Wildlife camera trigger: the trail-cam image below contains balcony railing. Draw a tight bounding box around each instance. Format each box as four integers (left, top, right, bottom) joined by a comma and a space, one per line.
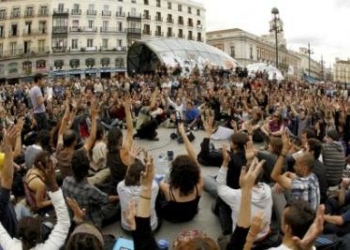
116, 11, 126, 17
24, 10, 34, 18
155, 16, 163, 22
127, 12, 142, 19
52, 26, 68, 34
86, 10, 97, 16
52, 47, 67, 53
102, 10, 111, 16
70, 26, 98, 32
21, 47, 50, 57
127, 28, 141, 34
0, 49, 24, 59
8, 32, 19, 37
100, 27, 125, 33
167, 18, 174, 24
143, 14, 151, 20
166, 32, 175, 37
155, 31, 163, 37
71, 9, 82, 15
38, 10, 49, 16
10, 12, 21, 19
23, 28, 47, 36
0, 13, 6, 20
143, 30, 152, 35
53, 9, 69, 15
100, 46, 126, 52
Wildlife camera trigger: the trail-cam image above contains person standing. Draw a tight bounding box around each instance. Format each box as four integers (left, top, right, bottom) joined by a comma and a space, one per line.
30, 73, 48, 130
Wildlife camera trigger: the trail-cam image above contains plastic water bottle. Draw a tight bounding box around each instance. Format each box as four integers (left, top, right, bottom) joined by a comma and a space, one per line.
157, 239, 169, 250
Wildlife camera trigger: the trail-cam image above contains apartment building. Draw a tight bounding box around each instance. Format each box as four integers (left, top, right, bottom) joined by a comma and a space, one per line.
0, 0, 205, 83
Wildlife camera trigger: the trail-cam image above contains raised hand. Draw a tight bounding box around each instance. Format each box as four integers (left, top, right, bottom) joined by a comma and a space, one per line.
3, 125, 19, 149
90, 98, 99, 118
245, 140, 255, 162
239, 158, 266, 189
123, 199, 137, 231
44, 156, 58, 192
249, 211, 267, 239
203, 117, 215, 135
222, 144, 231, 166
129, 142, 141, 162
281, 130, 291, 152
66, 197, 86, 223
140, 156, 155, 187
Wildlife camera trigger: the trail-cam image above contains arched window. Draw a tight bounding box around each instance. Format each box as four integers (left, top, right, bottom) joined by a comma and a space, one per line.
115, 58, 125, 68
36, 60, 46, 69
70, 59, 80, 69
8, 62, 18, 74
85, 58, 95, 68
54, 60, 64, 69
101, 58, 110, 67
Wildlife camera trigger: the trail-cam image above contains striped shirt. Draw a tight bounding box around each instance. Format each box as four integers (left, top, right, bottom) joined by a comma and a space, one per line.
322, 142, 346, 187
291, 173, 320, 211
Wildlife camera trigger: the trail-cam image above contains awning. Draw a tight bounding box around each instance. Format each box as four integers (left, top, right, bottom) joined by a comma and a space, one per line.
303, 74, 319, 84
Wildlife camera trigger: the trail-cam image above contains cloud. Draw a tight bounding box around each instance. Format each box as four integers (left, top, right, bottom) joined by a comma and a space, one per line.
335, 0, 350, 8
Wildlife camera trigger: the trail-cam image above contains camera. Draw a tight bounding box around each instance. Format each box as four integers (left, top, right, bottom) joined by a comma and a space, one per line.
175, 111, 182, 125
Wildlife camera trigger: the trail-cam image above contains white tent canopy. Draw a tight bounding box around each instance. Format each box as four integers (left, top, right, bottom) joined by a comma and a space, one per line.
247, 63, 284, 81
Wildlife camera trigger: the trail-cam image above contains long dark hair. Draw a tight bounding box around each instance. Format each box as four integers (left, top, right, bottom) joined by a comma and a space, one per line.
107, 127, 123, 151
17, 217, 42, 250
125, 160, 145, 186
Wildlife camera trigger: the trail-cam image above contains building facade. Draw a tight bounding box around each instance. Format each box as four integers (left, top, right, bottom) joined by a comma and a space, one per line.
294, 48, 323, 80
334, 59, 350, 84
0, 0, 205, 83
206, 28, 301, 78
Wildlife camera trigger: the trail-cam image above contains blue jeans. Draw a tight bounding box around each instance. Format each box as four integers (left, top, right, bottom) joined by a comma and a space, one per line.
203, 175, 218, 199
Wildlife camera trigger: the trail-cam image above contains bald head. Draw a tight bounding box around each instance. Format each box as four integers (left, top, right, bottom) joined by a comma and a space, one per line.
296, 153, 315, 171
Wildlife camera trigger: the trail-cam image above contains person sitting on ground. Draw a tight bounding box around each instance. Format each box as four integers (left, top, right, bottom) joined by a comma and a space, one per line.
184, 100, 200, 130
118, 148, 160, 232
125, 155, 219, 250
25, 130, 51, 169
158, 123, 203, 223
90, 124, 107, 172
0, 144, 71, 250
62, 148, 119, 229
24, 151, 55, 213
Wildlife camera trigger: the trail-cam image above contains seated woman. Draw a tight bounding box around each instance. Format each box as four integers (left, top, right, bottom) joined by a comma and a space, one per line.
24, 151, 54, 214
158, 123, 203, 223
118, 159, 159, 232
261, 112, 285, 138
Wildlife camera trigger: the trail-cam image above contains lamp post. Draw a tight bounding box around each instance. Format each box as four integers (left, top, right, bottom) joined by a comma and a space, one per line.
270, 7, 283, 69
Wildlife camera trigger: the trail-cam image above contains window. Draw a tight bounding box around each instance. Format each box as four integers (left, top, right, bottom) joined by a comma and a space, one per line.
72, 39, 78, 49
168, 2, 172, 9
178, 29, 183, 38
156, 0, 161, 7
131, 0, 136, 3
22, 61, 32, 73
73, 4, 79, 10
188, 30, 193, 40
0, 26, 4, 37
197, 32, 202, 41
26, 6, 34, 17
117, 22, 123, 31
167, 14, 173, 23
0, 44, 3, 56
88, 4, 94, 10
24, 21, 32, 35
39, 6, 48, 16
167, 27, 172, 37
188, 7, 192, 14
197, 9, 200, 16
117, 39, 123, 47
178, 4, 182, 11
115, 58, 125, 68
38, 40, 45, 52
8, 62, 18, 74
54, 60, 64, 70
230, 45, 235, 58
250, 45, 253, 59
88, 20, 93, 29
156, 26, 161, 36
156, 12, 161, 21
178, 16, 183, 25
11, 24, 18, 36
144, 0, 149, 5
101, 58, 110, 67
188, 18, 193, 27
103, 5, 109, 11
85, 58, 95, 68
103, 20, 108, 30
87, 39, 93, 48
102, 39, 108, 48
70, 59, 80, 68
58, 4, 64, 12
12, 7, 20, 18
0, 9, 6, 19
24, 41, 31, 54
36, 60, 46, 69
39, 21, 47, 33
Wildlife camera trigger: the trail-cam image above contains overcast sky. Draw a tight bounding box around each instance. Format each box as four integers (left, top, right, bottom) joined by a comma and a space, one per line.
201, 0, 350, 67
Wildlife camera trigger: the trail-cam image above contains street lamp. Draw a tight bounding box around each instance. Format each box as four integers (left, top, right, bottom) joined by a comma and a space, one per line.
307, 43, 314, 77
270, 7, 283, 69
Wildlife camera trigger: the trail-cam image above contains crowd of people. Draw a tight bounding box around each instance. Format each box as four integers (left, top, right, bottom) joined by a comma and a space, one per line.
0, 70, 349, 250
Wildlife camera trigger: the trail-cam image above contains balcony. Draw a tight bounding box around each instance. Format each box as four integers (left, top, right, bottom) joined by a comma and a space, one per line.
102, 10, 111, 17
8, 32, 19, 38
86, 10, 97, 16
53, 9, 69, 15
143, 14, 151, 20
166, 18, 174, 24
22, 47, 50, 57
24, 11, 34, 18
23, 28, 48, 36
127, 28, 141, 34
38, 10, 49, 17
0, 49, 24, 59
52, 26, 68, 34
155, 16, 163, 22
80, 47, 98, 52
127, 12, 142, 20
116, 12, 126, 18
155, 31, 163, 37
0, 13, 6, 20
143, 30, 152, 35
178, 20, 184, 26
100, 46, 126, 52
10, 12, 21, 19
70, 26, 98, 33
52, 47, 67, 53
71, 9, 82, 15
166, 32, 175, 38
100, 27, 126, 33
